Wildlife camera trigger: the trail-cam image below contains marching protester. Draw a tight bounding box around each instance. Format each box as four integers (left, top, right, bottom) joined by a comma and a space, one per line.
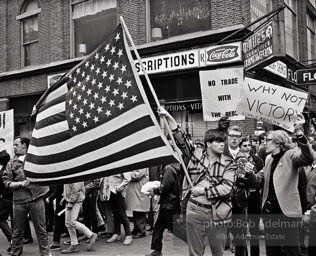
145, 162, 182, 256
106, 173, 133, 246
158, 107, 236, 256
126, 168, 150, 239
2, 137, 51, 256
61, 181, 97, 254
243, 114, 313, 256
0, 150, 12, 253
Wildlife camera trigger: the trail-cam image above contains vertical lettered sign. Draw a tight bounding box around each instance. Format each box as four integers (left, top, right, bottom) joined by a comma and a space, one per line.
199, 67, 245, 121
0, 109, 14, 157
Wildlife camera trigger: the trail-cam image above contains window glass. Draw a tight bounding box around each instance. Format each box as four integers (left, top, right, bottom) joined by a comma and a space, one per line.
72, 0, 117, 57
21, 0, 39, 66
150, 0, 211, 41
307, 11, 316, 64
284, 0, 298, 59
250, 0, 272, 30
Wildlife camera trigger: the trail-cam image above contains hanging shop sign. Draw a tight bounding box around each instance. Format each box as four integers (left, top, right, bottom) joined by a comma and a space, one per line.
297, 68, 316, 85
264, 61, 287, 79
134, 42, 242, 75
243, 19, 285, 71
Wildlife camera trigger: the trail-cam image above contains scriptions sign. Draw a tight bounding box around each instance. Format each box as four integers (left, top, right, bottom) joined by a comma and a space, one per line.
199, 67, 245, 121
236, 78, 308, 132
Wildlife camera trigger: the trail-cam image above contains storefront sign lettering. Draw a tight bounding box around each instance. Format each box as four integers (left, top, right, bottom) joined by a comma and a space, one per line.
205, 43, 241, 64
297, 68, 316, 85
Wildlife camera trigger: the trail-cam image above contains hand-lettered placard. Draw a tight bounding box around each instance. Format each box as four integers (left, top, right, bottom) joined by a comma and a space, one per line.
199, 68, 245, 121
0, 109, 14, 157
236, 78, 308, 132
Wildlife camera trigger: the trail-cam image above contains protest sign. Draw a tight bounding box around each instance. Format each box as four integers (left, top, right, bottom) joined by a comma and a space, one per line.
0, 109, 14, 157
199, 67, 245, 121
236, 77, 308, 132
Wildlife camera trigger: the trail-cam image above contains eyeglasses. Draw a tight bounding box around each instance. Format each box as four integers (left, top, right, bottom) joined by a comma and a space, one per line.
266, 138, 273, 143
228, 134, 242, 139
242, 144, 251, 147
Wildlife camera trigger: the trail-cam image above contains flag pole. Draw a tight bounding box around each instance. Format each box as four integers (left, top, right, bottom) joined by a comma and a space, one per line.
119, 16, 193, 187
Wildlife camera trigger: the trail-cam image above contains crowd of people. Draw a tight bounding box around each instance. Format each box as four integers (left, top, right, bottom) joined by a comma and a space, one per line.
0, 108, 316, 256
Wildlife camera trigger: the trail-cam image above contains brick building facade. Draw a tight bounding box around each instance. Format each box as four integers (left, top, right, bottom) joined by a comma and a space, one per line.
0, 0, 315, 139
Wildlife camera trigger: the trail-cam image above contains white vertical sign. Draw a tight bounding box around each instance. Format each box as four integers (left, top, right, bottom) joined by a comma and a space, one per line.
199, 67, 245, 121
0, 109, 14, 157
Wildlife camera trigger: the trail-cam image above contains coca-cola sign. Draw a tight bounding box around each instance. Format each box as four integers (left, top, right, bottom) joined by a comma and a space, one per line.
205, 42, 242, 65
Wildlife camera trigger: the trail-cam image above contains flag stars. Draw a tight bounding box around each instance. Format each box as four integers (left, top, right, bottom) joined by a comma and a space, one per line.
93, 116, 99, 123
83, 99, 88, 105
69, 112, 74, 119
113, 62, 119, 70
101, 96, 107, 103
72, 125, 77, 132
81, 71, 86, 78
109, 100, 115, 107
96, 68, 100, 75
104, 44, 110, 51
73, 77, 77, 83
118, 103, 124, 110
110, 46, 116, 55
73, 104, 78, 110
85, 112, 91, 119
94, 53, 99, 60
121, 65, 126, 73
90, 64, 95, 71
121, 92, 128, 99
89, 102, 95, 110
77, 81, 82, 87
78, 108, 84, 115
102, 71, 107, 78
87, 89, 92, 95
77, 94, 82, 101
131, 95, 137, 102
81, 85, 86, 92
106, 59, 112, 67
125, 80, 132, 88
82, 121, 88, 128
97, 106, 103, 113
69, 99, 73, 105
85, 75, 91, 82
109, 74, 115, 82
112, 89, 119, 96
117, 49, 123, 58
116, 77, 123, 85
76, 68, 81, 74
97, 82, 103, 89
100, 56, 105, 63
105, 110, 111, 117
115, 33, 120, 41
93, 92, 99, 100
91, 79, 96, 86
85, 61, 89, 68
105, 86, 111, 93
72, 90, 77, 97
75, 117, 80, 124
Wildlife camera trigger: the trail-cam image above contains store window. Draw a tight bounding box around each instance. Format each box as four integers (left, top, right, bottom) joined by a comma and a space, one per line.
150, 0, 211, 41
72, 0, 117, 57
284, 0, 298, 59
17, 0, 40, 67
307, 11, 316, 64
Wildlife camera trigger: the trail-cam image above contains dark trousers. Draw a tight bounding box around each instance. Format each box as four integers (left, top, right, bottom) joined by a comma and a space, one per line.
263, 214, 301, 256
308, 225, 316, 256
24, 219, 32, 240
231, 205, 248, 256
151, 208, 175, 253
83, 193, 98, 233
45, 199, 54, 232
132, 211, 147, 235
248, 192, 261, 256
53, 197, 66, 243
109, 192, 131, 236
0, 198, 13, 242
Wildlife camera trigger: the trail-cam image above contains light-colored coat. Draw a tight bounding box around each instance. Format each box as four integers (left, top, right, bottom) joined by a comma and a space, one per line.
306, 165, 316, 209
125, 168, 150, 212
259, 140, 314, 217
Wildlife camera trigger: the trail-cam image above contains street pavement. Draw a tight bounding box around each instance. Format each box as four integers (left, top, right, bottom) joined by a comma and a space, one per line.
0, 220, 269, 256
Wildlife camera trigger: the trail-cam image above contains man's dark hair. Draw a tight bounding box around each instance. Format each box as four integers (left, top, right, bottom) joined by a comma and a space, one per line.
15, 136, 30, 149
258, 132, 266, 144
0, 138, 5, 143
204, 129, 226, 147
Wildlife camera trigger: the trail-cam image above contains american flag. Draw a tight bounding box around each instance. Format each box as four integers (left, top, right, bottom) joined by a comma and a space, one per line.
24, 24, 178, 184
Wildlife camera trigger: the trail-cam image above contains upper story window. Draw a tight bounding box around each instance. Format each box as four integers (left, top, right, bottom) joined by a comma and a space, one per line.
250, 0, 272, 30
150, 0, 211, 41
307, 11, 316, 64
17, 0, 41, 67
284, 0, 298, 59
71, 0, 117, 57
309, 0, 316, 9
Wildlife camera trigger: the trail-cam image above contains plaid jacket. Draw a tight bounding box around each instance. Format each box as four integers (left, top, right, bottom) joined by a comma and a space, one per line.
173, 128, 236, 224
